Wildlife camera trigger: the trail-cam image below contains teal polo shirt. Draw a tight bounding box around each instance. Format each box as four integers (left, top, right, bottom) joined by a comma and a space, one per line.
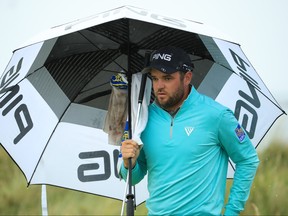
120, 87, 259, 215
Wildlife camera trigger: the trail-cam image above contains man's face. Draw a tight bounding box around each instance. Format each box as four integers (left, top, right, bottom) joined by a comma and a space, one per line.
150, 69, 187, 111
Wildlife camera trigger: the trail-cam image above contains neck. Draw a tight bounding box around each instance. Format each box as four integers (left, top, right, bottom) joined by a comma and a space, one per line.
167, 107, 180, 117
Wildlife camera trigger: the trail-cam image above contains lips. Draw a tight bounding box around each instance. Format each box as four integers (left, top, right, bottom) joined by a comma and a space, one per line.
156, 92, 167, 101
157, 92, 166, 97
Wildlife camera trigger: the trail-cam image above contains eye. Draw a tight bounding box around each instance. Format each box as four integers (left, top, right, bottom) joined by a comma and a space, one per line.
164, 76, 172, 81
151, 77, 158, 81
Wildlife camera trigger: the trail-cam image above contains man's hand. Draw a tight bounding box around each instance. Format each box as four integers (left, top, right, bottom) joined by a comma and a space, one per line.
121, 139, 140, 168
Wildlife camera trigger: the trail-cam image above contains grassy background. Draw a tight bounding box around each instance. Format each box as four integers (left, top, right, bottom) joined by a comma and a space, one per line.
0, 143, 287, 215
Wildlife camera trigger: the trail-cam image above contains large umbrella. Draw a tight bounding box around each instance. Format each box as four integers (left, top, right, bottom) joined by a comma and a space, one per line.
0, 5, 285, 212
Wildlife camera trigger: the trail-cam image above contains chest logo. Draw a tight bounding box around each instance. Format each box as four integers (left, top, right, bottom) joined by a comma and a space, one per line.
185, 127, 194, 136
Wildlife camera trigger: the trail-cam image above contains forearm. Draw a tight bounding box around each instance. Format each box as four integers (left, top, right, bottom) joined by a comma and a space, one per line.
225, 157, 259, 215
120, 162, 146, 185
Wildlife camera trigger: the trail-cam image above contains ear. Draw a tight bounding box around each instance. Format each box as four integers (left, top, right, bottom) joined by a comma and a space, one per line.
184, 71, 193, 85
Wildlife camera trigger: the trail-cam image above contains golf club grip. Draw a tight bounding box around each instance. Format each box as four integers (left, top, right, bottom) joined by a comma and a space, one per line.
138, 73, 148, 104
138, 52, 151, 104
144, 51, 151, 68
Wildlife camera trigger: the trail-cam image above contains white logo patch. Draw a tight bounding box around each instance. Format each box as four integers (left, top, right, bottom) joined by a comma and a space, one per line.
152, 53, 172, 61
185, 127, 194, 136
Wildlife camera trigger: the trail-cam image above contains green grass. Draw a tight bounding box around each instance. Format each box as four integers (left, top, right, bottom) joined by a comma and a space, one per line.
0, 143, 287, 215
240, 143, 288, 216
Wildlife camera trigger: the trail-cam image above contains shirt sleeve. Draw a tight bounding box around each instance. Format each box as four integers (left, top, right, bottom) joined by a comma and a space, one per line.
119, 148, 147, 185
218, 109, 260, 215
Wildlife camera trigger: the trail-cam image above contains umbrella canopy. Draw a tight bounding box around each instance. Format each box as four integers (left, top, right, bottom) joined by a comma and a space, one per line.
0, 5, 285, 205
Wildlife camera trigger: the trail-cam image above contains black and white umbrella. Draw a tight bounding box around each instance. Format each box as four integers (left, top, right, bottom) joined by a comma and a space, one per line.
0, 5, 285, 211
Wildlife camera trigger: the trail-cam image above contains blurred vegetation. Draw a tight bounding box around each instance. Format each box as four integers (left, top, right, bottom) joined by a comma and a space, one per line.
241, 142, 288, 216
0, 143, 287, 215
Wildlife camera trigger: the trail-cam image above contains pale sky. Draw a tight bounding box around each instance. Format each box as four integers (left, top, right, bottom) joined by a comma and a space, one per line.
0, 0, 287, 146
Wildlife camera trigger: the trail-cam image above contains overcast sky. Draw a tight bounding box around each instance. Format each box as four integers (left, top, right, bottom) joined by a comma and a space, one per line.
0, 0, 287, 145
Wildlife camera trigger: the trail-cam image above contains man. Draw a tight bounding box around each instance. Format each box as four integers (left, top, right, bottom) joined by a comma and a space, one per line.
120, 46, 259, 215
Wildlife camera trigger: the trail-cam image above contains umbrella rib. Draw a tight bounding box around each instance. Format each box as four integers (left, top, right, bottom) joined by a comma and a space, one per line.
254, 112, 286, 149
87, 19, 128, 47
217, 63, 287, 112
78, 31, 128, 73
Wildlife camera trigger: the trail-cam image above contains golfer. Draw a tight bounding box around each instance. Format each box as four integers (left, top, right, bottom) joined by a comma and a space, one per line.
120, 46, 259, 215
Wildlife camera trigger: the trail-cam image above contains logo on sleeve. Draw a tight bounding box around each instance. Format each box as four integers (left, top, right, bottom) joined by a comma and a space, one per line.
235, 124, 245, 142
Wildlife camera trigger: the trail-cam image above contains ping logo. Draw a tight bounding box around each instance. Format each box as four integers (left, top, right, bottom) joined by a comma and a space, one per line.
185, 127, 194, 136
0, 57, 34, 144
152, 53, 172, 61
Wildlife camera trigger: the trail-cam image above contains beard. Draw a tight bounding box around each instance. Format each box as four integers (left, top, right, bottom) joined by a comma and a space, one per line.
155, 83, 185, 111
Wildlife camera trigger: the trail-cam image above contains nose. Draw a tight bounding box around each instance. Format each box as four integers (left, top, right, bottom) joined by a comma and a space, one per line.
154, 79, 165, 90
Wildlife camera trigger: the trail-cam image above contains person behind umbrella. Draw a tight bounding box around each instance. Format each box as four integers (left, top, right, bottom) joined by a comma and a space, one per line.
120, 46, 259, 216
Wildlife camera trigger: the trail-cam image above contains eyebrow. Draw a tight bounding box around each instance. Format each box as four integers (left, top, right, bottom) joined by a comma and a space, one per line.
163, 74, 173, 78
150, 74, 173, 78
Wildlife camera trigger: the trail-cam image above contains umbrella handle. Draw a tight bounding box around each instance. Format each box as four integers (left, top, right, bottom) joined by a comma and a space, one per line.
126, 52, 151, 216
126, 158, 135, 215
